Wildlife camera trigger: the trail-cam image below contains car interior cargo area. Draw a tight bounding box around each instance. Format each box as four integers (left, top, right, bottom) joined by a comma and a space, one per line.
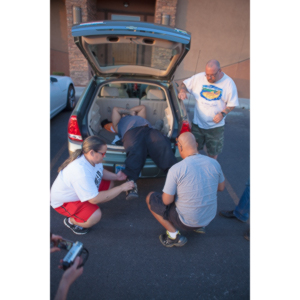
87, 81, 174, 148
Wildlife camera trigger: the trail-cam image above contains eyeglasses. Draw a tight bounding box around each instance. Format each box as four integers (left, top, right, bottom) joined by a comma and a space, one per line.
205, 69, 219, 78
96, 150, 106, 156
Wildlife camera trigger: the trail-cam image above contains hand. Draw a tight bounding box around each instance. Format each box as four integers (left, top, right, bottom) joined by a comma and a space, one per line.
178, 90, 187, 100
60, 256, 84, 288
121, 180, 135, 192
213, 112, 224, 123
51, 234, 63, 253
130, 110, 137, 116
115, 171, 127, 181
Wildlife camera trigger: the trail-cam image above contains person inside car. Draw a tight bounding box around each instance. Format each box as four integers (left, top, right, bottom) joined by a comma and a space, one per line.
111, 105, 177, 200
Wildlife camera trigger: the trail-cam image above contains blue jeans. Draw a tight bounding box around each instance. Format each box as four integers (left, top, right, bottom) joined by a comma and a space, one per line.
233, 178, 250, 222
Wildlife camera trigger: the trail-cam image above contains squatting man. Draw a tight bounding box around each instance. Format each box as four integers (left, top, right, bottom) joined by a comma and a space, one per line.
146, 132, 225, 247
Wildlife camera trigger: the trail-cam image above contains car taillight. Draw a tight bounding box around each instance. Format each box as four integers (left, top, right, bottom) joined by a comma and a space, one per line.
68, 115, 83, 142
179, 120, 191, 135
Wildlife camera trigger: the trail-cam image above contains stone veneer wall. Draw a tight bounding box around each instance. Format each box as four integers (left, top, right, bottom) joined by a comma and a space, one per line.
154, 0, 177, 26
65, 0, 97, 86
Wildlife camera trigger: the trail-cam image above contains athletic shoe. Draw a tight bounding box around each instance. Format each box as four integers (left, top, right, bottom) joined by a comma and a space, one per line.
126, 181, 138, 200
194, 227, 206, 234
219, 210, 246, 222
63, 218, 89, 235
159, 231, 187, 248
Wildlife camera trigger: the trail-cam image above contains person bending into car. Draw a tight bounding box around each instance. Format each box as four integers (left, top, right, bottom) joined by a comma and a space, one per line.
111, 105, 177, 200
50, 136, 134, 235
146, 132, 225, 247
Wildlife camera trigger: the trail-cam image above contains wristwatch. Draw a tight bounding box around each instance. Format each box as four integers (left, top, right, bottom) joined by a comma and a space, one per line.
221, 112, 227, 118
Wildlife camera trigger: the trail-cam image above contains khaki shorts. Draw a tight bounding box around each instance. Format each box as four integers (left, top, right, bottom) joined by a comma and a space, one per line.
191, 123, 225, 156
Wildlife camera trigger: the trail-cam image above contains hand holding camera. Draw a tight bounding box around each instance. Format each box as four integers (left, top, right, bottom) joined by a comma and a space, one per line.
50, 233, 89, 270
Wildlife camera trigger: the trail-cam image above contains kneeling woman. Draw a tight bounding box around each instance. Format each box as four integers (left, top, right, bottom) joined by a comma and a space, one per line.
50, 136, 134, 235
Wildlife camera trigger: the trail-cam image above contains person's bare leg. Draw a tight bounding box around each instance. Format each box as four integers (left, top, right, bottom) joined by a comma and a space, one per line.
146, 192, 177, 232
70, 208, 102, 228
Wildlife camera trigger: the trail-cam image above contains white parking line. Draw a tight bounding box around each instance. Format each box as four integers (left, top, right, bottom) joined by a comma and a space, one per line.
225, 177, 240, 205
50, 142, 68, 171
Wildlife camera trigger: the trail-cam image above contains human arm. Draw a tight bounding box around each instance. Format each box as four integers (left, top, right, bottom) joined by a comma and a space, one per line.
130, 105, 146, 118
88, 180, 135, 204
54, 256, 83, 300
102, 169, 127, 181
162, 192, 175, 205
213, 106, 235, 123
178, 83, 189, 100
218, 180, 225, 191
213, 80, 238, 123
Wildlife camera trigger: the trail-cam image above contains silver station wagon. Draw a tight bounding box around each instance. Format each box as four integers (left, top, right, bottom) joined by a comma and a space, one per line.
68, 20, 192, 177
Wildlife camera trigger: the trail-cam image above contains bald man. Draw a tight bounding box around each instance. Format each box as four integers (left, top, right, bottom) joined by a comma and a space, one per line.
146, 132, 225, 247
178, 59, 239, 159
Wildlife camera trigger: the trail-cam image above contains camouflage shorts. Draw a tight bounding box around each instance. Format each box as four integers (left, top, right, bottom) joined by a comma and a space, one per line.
191, 123, 225, 156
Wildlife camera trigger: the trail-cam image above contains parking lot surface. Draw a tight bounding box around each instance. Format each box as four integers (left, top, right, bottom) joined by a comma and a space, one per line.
50, 107, 250, 300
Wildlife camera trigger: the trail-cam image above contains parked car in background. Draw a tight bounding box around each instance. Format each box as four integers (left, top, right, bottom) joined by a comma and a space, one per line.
50, 75, 76, 119
67, 20, 192, 177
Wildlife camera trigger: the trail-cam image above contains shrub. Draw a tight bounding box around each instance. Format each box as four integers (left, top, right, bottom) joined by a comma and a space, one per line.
52, 71, 65, 76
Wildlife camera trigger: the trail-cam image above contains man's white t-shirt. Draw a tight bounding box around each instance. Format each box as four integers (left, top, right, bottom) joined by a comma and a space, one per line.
50, 155, 104, 208
183, 72, 239, 129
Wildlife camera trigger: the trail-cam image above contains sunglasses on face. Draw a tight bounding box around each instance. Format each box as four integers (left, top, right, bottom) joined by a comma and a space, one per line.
96, 150, 106, 156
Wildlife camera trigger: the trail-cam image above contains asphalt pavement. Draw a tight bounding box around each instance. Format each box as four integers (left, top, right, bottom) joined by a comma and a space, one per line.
50, 101, 250, 300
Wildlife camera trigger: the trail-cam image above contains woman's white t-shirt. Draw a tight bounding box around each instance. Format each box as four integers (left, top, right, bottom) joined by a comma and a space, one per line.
50, 155, 103, 208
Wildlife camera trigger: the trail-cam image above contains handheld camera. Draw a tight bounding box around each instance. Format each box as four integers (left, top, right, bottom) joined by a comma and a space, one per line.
51, 235, 89, 270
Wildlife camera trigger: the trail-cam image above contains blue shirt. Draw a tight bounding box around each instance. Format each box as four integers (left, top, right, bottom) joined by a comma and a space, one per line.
118, 115, 152, 139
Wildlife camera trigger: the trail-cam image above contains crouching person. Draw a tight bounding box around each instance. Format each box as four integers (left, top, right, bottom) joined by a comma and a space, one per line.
146, 132, 225, 247
50, 136, 134, 235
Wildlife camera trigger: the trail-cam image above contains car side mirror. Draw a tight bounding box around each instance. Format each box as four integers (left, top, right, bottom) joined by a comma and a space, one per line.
50, 77, 58, 83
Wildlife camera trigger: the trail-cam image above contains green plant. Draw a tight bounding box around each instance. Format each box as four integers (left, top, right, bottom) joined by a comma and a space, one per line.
52, 71, 65, 76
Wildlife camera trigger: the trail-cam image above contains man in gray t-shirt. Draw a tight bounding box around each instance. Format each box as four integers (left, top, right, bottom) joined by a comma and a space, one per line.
146, 132, 225, 248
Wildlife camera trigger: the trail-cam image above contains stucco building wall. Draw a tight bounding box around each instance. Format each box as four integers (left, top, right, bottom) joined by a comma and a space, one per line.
50, 0, 70, 76
174, 0, 250, 98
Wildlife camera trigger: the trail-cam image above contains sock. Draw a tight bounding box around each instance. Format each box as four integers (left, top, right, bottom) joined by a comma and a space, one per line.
68, 218, 73, 225
167, 230, 178, 239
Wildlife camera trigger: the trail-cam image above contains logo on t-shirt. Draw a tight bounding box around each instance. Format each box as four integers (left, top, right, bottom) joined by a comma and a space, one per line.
200, 85, 222, 101
94, 170, 102, 189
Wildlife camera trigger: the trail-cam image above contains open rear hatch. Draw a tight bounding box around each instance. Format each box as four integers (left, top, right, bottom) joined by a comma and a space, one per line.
71, 21, 191, 81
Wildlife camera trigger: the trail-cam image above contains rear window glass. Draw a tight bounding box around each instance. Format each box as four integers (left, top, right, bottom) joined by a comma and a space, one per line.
89, 43, 178, 71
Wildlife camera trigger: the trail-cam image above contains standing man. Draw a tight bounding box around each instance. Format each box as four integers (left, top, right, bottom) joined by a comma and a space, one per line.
178, 59, 239, 159
112, 105, 177, 200
146, 132, 225, 247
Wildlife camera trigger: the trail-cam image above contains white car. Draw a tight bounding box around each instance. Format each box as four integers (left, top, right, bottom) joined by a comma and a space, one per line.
50, 75, 76, 119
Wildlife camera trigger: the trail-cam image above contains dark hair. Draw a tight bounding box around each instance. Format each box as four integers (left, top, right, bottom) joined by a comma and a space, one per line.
58, 136, 106, 173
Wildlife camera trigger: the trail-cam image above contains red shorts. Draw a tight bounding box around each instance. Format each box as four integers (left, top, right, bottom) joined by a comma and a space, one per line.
55, 179, 111, 223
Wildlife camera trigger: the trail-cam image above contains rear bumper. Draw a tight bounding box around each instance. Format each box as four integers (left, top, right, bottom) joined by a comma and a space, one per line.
68, 138, 181, 178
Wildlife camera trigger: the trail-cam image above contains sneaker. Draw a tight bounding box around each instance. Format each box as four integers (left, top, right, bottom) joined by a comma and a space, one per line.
194, 227, 206, 234
159, 231, 187, 248
219, 210, 246, 223
126, 181, 138, 200
63, 218, 89, 235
